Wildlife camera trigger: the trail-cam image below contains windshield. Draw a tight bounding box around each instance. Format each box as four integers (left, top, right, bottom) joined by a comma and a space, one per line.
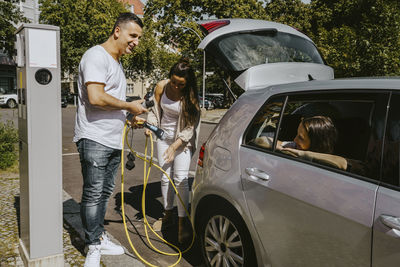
217, 31, 324, 71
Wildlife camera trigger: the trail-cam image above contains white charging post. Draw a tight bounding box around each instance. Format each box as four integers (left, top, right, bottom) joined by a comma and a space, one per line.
15, 24, 64, 266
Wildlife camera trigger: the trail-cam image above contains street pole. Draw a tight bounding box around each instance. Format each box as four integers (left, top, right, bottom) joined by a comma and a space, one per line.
174, 24, 205, 108
203, 50, 205, 109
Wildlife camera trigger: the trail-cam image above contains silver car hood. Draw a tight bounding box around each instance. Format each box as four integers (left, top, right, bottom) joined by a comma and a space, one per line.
235, 63, 334, 91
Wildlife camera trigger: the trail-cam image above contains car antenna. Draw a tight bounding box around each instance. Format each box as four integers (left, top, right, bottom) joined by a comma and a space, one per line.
308, 74, 315, 81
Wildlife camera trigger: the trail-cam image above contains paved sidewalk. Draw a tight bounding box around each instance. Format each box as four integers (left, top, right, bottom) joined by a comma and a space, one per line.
0, 171, 88, 266
0, 171, 145, 267
0, 108, 227, 267
200, 108, 227, 124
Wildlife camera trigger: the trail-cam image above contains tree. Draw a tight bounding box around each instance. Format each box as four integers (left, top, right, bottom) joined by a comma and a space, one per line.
309, 0, 400, 77
39, 0, 127, 77
121, 20, 179, 85
145, 0, 268, 59
0, 0, 28, 56
144, 0, 268, 98
265, 0, 312, 33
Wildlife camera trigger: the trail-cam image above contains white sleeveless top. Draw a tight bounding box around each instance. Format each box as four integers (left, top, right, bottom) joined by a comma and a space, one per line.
160, 90, 181, 140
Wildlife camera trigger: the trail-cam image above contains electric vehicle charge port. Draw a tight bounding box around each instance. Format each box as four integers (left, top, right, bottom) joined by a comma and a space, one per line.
35, 69, 52, 85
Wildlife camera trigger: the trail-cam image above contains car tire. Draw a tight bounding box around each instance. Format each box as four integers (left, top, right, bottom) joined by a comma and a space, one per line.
7, 99, 17, 109
198, 204, 256, 267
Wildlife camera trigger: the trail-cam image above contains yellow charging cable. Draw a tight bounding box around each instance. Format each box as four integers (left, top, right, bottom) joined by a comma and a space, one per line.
121, 122, 196, 267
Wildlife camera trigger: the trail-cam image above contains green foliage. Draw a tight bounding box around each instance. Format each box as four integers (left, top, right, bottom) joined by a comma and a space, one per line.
38, 0, 178, 84
0, 120, 18, 170
39, 0, 127, 77
265, 0, 312, 32
121, 21, 180, 84
308, 0, 400, 77
264, 0, 400, 78
144, 0, 268, 61
35, 0, 400, 90
0, 0, 28, 56
143, 0, 269, 99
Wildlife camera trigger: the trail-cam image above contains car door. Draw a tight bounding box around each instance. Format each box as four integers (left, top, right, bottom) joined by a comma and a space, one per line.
372, 92, 400, 266
240, 91, 388, 267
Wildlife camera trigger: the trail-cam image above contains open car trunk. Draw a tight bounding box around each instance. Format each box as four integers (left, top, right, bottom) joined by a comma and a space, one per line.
198, 19, 334, 91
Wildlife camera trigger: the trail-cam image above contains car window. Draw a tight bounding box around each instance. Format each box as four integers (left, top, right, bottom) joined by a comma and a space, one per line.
217, 31, 324, 71
382, 93, 400, 188
244, 95, 285, 150
244, 91, 389, 181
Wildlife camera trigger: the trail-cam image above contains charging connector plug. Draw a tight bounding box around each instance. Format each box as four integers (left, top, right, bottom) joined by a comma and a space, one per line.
125, 152, 135, 170
143, 122, 165, 140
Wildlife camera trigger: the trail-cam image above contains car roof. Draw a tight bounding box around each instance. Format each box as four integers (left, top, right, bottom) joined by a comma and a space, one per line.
238, 78, 400, 113
261, 77, 400, 95
198, 18, 313, 50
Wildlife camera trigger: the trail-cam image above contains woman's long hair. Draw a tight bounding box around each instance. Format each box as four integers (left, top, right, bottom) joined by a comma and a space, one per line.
169, 58, 200, 126
302, 116, 337, 154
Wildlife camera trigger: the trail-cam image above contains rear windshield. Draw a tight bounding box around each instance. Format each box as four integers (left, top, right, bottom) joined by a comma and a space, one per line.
217, 31, 325, 71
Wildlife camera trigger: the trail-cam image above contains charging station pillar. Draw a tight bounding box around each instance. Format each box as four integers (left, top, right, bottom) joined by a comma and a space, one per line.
15, 24, 64, 266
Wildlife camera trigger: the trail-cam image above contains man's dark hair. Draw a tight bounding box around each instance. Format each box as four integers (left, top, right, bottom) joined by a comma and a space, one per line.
110, 13, 143, 35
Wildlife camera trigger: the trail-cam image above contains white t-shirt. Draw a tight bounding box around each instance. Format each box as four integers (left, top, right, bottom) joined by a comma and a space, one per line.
73, 45, 126, 149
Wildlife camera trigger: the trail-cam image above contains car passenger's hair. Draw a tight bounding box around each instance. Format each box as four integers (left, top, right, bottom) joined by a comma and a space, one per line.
169, 57, 200, 126
110, 13, 143, 35
302, 116, 337, 154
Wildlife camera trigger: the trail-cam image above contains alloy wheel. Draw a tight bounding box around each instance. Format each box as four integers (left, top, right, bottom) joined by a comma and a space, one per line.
204, 215, 244, 267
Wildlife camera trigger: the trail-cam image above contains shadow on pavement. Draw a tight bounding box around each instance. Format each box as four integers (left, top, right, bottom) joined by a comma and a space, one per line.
14, 196, 21, 237
113, 179, 204, 267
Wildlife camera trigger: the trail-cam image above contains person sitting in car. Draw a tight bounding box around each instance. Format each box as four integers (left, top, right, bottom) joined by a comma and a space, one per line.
255, 115, 348, 170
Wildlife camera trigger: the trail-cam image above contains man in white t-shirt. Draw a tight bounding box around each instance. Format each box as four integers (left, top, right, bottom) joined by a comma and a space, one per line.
73, 13, 146, 267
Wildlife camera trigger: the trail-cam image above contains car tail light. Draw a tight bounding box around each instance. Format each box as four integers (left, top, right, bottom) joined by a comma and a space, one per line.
197, 142, 206, 167
200, 20, 230, 34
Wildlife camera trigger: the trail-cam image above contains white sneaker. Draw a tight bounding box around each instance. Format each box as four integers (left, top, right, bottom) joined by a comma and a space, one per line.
84, 244, 101, 267
100, 232, 125, 255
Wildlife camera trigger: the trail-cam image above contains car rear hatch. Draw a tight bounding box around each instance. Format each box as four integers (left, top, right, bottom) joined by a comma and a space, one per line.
197, 19, 334, 91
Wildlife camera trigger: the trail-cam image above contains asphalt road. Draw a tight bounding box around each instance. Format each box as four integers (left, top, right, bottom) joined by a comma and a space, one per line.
1, 106, 216, 266
63, 106, 216, 267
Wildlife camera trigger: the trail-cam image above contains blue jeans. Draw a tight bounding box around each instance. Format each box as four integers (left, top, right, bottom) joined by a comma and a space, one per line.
76, 138, 121, 245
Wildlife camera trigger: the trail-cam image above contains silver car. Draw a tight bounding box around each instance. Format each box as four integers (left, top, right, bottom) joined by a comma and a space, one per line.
192, 78, 400, 266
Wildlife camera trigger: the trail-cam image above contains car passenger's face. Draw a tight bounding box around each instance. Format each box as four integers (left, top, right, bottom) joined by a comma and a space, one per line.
116, 21, 142, 55
294, 122, 311, 150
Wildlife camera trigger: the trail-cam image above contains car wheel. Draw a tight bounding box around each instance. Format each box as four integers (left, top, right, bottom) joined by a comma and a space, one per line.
199, 205, 256, 267
7, 99, 17, 109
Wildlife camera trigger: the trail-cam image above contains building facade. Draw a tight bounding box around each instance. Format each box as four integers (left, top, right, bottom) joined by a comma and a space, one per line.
18, 0, 40, 24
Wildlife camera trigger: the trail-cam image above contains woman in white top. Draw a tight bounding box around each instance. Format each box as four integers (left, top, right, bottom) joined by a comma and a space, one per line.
146, 58, 200, 243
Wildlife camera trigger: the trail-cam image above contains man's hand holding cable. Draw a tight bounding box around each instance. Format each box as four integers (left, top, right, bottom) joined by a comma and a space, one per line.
163, 138, 183, 163
126, 99, 147, 115
128, 116, 146, 129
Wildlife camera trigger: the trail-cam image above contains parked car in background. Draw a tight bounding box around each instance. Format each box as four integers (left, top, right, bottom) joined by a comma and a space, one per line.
199, 96, 214, 110
0, 88, 18, 108
192, 78, 400, 267
206, 93, 224, 109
